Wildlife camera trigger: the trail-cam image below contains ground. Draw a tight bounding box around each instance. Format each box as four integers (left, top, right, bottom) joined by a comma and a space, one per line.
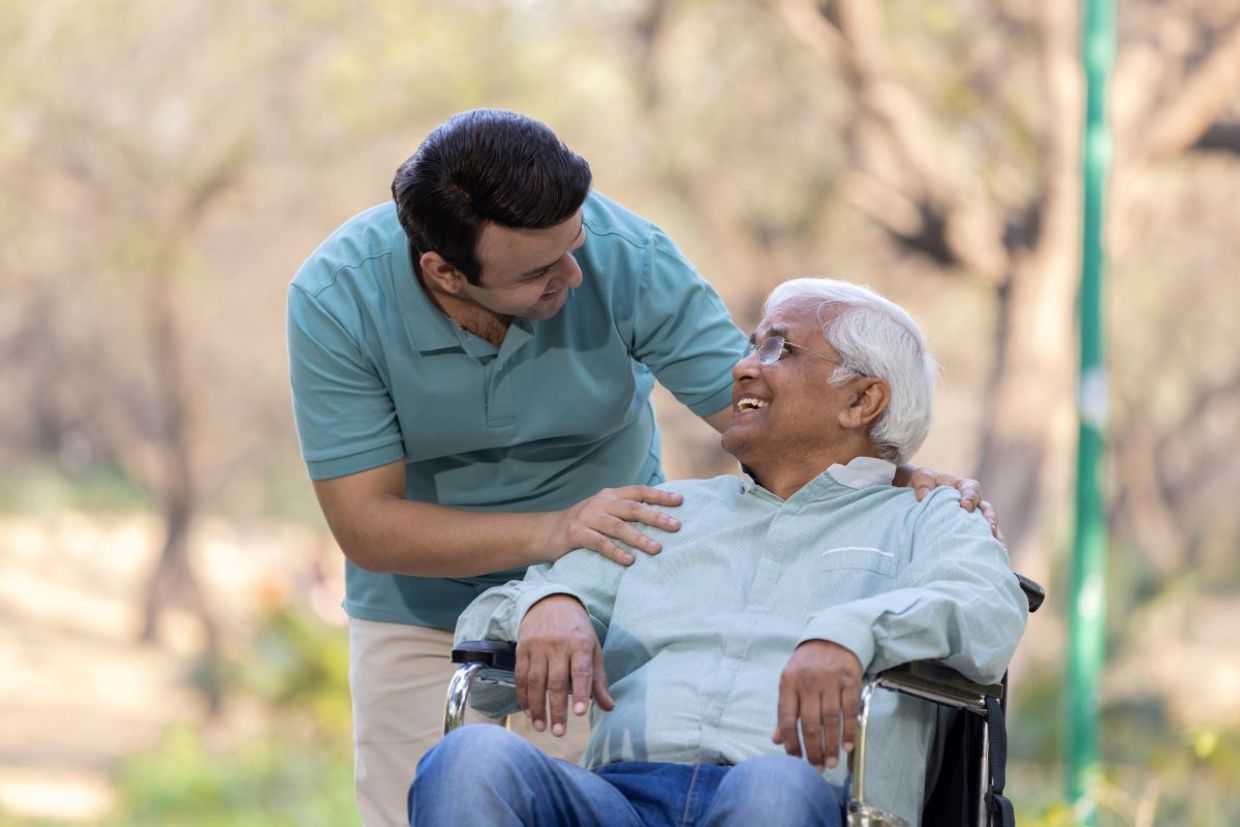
0, 512, 341, 823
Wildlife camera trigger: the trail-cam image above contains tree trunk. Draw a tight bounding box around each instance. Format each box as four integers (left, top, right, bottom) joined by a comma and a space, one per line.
137, 262, 221, 712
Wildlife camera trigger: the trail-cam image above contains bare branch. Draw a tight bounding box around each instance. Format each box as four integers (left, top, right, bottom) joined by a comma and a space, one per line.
772, 0, 1014, 284
772, 0, 845, 59
1131, 18, 1240, 165
1191, 120, 1240, 155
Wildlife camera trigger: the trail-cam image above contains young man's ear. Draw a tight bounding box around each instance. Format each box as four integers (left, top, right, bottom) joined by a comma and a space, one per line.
419, 251, 468, 295
837, 378, 891, 430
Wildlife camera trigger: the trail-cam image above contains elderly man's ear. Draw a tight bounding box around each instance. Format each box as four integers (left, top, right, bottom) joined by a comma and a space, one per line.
837, 378, 890, 430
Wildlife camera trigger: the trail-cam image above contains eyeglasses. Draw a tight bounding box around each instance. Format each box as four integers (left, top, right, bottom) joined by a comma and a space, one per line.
743, 335, 847, 368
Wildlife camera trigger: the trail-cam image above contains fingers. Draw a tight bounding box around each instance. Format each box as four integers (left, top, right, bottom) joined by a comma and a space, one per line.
571, 488, 684, 564
774, 642, 864, 769
909, 466, 936, 501
798, 691, 826, 769
773, 678, 803, 758
591, 645, 615, 711
978, 499, 1004, 542
514, 644, 530, 714
545, 656, 570, 737
610, 485, 684, 508
521, 649, 548, 733
956, 478, 982, 512
580, 531, 637, 566
570, 648, 594, 717
840, 680, 861, 758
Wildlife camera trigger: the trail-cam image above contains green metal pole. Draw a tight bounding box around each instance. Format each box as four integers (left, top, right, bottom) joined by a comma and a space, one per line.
1068, 0, 1114, 820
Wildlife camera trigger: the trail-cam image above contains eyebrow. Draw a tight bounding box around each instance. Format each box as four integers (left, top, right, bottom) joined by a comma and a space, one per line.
518, 219, 585, 280
748, 325, 790, 342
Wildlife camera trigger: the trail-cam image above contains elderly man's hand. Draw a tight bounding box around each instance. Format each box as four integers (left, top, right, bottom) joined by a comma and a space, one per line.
515, 594, 613, 736
772, 640, 863, 770
898, 464, 1004, 544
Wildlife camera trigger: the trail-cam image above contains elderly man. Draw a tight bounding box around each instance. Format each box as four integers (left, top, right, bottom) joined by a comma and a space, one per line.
408, 278, 1028, 826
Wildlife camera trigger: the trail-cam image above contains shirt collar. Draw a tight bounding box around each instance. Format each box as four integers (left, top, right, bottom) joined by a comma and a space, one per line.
392, 242, 464, 353
825, 456, 897, 488
737, 455, 895, 496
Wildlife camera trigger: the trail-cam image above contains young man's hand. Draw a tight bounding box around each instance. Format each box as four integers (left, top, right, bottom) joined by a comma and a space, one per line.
543, 486, 684, 565
898, 465, 1004, 543
515, 594, 613, 736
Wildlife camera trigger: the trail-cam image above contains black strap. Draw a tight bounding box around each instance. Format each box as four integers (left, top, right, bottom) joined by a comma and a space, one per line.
985, 695, 1015, 827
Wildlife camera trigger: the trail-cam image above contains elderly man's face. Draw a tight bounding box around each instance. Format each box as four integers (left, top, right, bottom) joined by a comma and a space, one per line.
721, 299, 851, 469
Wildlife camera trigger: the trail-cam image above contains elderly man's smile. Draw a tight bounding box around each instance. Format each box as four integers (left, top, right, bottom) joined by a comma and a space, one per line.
735, 397, 769, 413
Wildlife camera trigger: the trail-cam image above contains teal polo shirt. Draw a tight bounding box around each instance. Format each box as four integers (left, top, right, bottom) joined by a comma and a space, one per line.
287, 191, 745, 629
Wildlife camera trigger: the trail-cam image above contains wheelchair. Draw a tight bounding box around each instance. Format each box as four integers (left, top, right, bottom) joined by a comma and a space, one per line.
444, 574, 1044, 827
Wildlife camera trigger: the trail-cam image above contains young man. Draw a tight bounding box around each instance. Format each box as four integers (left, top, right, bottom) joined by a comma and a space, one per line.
287, 111, 991, 827
410, 279, 1028, 826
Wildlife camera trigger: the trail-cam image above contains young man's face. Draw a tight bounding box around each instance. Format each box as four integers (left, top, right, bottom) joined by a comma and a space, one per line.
460, 211, 586, 320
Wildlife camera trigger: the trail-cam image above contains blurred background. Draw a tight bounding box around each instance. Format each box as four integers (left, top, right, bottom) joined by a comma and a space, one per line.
1, 0, 1237, 824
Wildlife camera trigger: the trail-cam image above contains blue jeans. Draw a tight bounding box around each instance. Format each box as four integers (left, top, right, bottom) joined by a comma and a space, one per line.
409, 725, 845, 826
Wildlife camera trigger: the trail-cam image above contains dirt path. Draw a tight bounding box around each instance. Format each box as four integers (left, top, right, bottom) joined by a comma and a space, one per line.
0, 512, 338, 823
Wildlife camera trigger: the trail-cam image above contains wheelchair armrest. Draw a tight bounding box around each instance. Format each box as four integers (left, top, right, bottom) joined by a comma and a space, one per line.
444, 641, 519, 735
872, 661, 1003, 715
1016, 573, 1045, 613
452, 640, 517, 671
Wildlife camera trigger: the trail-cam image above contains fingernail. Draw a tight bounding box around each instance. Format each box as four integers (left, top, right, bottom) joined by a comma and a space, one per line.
844, 741, 854, 752
622, 554, 634, 565
827, 756, 838, 768
665, 518, 680, 529
534, 720, 545, 732
552, 723, 564, 737
574, 701, 586, 715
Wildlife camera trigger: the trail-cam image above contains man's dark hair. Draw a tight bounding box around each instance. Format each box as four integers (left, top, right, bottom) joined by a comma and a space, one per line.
392, 109, 592, 285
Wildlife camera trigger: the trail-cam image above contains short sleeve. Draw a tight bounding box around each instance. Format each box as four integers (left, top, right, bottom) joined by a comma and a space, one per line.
628, 231, 746, 417
287, 283, 405, 480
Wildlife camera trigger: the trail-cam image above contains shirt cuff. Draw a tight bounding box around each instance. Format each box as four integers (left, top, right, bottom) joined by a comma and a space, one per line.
798, 608, 878, 673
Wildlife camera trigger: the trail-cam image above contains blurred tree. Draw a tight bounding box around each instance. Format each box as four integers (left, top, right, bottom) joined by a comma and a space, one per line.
763, 0, 1240, 564
604, 0, 1240, 570
0, 0, 299, 707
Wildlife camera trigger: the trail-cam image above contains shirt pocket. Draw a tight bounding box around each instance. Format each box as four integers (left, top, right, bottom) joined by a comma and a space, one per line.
818, 546, 899, 577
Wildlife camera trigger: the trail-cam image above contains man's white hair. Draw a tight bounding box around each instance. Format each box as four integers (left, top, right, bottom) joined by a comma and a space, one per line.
763, 277, 938, 464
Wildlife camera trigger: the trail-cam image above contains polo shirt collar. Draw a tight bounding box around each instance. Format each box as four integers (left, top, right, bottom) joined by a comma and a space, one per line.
392, 246, 538, 359
392, 244, 462, 353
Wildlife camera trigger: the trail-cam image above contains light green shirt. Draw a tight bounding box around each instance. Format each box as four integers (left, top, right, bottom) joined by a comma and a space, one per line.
456, 457, 1028, 823
287, 191, 745, 628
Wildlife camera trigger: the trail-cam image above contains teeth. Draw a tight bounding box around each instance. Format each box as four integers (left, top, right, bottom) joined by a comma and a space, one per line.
736, 398, 768, 412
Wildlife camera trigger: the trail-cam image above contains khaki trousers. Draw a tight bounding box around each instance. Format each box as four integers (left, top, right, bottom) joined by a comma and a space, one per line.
348, 617, 590, 827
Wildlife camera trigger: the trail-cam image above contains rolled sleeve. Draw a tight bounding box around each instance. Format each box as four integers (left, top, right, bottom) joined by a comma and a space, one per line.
287, 283, 405, 480
629, 231, 745, 416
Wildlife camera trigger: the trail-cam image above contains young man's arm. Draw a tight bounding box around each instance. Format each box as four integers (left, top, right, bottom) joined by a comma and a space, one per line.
313, 461, 683, 576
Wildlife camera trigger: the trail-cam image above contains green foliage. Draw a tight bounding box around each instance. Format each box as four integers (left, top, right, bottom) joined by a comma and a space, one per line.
105, 606, 357, 827
104, 725, 356, 827
1009, 664, 1240, 825
238, 606, 353, 740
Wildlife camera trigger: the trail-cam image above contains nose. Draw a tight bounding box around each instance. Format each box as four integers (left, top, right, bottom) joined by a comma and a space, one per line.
733, 347, 760, 382
554, 253, 583, 291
